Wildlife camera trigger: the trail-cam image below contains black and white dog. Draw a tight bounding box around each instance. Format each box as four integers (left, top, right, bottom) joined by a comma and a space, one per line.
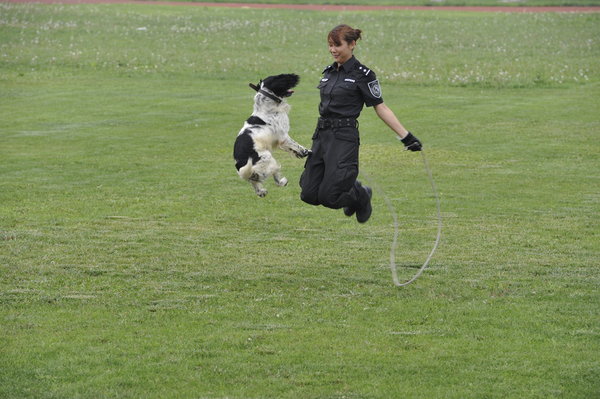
233, 74, 310, 197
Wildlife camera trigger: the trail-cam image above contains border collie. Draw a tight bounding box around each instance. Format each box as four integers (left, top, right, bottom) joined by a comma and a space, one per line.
233, 74, 310, 197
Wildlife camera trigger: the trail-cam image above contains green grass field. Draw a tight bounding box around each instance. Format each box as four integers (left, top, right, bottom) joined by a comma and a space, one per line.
1, 3, 599, 398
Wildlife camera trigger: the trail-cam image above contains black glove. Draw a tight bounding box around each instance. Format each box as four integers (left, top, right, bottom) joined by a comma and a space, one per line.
400, 132, 422, 151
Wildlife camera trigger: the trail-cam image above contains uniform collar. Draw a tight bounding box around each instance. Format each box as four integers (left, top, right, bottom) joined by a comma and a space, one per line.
331, 55, 358, 72
323, 56, 358, 73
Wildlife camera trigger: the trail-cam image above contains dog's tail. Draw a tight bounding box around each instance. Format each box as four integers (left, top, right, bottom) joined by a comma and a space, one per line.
237, 158, 254, 180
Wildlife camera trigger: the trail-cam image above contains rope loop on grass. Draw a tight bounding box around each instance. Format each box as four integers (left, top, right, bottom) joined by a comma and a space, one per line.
364, 149, 442, 287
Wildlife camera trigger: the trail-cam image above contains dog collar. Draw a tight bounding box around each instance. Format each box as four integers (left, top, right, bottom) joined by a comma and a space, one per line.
249, 82, 283, 104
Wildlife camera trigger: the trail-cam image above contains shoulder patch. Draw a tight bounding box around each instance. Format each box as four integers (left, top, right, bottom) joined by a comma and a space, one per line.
368, 80, 382, 98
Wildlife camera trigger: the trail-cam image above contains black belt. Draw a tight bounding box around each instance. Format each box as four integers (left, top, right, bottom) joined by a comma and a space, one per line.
317, 117, 358, 129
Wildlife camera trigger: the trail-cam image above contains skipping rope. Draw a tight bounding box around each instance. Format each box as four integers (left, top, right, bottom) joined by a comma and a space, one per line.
364, 149, 442, 287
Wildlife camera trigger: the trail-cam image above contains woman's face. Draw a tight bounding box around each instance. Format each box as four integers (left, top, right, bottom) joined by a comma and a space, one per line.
328, 38, 355, 65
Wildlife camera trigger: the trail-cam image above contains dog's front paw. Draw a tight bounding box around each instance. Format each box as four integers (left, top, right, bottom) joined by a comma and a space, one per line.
296, 148, 311, 158
256, 188, 268, 197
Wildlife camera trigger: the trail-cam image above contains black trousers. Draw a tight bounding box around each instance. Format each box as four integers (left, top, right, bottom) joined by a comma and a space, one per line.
299, 124, 368, 210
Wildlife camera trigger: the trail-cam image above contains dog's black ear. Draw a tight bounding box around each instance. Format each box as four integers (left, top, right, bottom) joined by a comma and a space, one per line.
262, 74, 300, 97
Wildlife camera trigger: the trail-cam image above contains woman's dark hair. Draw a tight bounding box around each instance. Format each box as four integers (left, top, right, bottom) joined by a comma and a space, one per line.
328, 24, 362, 46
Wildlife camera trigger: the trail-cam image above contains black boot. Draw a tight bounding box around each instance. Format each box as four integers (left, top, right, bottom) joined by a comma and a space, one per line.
343, 181, 362, 217
356, 186, 372, 223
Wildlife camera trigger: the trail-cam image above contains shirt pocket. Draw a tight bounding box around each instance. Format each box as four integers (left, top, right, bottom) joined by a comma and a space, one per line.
333, 80, 358, 98
340, 80, 356, 91
317, 78, 329, 90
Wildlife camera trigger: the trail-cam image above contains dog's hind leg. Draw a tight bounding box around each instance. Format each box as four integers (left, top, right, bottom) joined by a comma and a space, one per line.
279, 137, 311, 158
266, 156, 288, 187
273, 171, 288, 187
250, 155, 273, 197
251, 180, 268, 197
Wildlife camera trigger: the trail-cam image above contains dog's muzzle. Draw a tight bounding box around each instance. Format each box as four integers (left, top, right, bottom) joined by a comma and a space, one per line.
259, 89, 283, 104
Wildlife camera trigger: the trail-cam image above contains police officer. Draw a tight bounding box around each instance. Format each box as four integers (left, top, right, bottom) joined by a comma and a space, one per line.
300, 24, 422, 223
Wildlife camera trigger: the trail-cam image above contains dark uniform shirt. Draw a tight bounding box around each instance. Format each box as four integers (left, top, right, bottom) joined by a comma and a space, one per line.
318, 55, 384, 119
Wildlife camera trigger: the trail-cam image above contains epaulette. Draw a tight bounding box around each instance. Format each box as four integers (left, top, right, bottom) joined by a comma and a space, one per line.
322, 64, 334, 74
356, 62, 372, 77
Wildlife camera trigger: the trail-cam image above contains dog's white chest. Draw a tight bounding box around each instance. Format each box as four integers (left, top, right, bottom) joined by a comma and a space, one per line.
270, 114, 290, 136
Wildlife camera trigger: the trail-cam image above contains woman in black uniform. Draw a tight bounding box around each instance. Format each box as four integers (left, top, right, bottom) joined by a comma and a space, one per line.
300, 24, 422, 223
